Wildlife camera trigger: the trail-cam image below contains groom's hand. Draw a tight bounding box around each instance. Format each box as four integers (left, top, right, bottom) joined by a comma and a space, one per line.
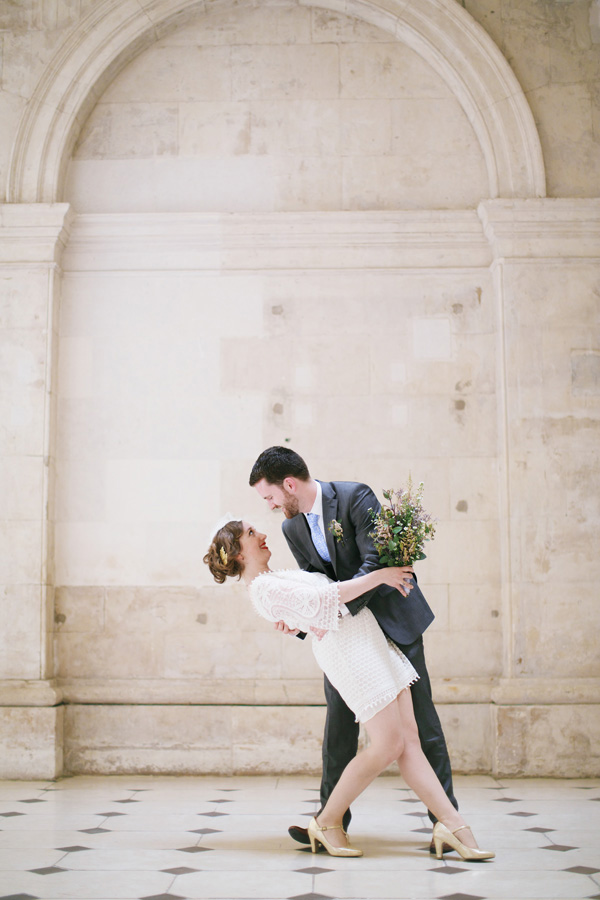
273, 620, 300, 637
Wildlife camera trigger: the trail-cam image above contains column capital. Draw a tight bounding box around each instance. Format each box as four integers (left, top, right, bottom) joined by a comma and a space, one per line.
478, 198, 600, 260
0, 203, 75, 264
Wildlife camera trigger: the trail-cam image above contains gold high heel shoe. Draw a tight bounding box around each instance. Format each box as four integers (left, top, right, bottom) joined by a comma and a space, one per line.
307, 816, 363, 857
432, 822, 495, 861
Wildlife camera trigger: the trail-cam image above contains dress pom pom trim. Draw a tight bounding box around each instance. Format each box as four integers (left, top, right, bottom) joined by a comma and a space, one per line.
355, 674, 420, 724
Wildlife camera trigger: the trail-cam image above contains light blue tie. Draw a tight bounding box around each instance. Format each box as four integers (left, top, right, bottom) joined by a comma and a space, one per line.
306, 513, 331, 562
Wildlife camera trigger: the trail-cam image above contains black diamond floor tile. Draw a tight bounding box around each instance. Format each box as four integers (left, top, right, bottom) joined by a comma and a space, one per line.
493, 797, 521, 802
161, 866, 200, 874
115, 798, 139, 803
97, 811, 126, 817
56, 845, 90, 852
208, 798, 232, 803
188, 828, 222, 834
198, 810, 228, 817
439, 894, 486, 900
19, 799, 46, 804
177, 845, 214, 853
406, 810, 428, 817
525, 826, 555, 832
140, 894, 185, 900
432, 865, 470, 874
412, 826, 433, 834
508, 811, 536, 817
0, 812, 25, 817
542, 844, 577, 852
29, 866, 68, 875
399, 798, 421, 803
0, 894, 40, 900
295, 866, 334, 875
0, 894, 39, 900
565, 865, 600, 874
79, 827, 110, 834
288, 894, 333, 900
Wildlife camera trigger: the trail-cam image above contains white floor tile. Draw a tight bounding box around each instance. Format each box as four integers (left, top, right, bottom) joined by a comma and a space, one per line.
0, 775, 598, 900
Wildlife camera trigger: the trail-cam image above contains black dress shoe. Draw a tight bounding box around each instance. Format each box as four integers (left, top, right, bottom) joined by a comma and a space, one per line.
289, 825, 319, 847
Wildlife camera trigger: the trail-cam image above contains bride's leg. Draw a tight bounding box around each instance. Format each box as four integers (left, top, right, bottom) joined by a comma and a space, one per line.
393, 689, 479, 848
316, 701, 405, 848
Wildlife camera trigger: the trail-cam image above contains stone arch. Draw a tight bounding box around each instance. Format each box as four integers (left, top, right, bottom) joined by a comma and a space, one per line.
7, 0, 546, 204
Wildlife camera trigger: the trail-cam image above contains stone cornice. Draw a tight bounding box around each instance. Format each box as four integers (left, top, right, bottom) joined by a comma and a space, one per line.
49, 677, 600, 706
0, 680, 63, 707
63, 210, 493, 270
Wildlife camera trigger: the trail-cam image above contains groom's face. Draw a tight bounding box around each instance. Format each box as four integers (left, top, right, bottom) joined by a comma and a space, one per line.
253, 478, 300, 519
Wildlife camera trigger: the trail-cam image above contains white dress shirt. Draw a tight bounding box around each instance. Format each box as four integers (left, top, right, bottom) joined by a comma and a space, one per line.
305, 482, 349, 616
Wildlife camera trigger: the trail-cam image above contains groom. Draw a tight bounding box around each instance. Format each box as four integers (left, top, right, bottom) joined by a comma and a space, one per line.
249, 445, 457, 851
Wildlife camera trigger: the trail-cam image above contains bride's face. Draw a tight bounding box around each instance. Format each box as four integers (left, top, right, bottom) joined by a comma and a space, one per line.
238, 523, 271, 567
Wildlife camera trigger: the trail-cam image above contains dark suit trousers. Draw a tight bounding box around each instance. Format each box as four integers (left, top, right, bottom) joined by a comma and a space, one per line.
320, 635, 458, 829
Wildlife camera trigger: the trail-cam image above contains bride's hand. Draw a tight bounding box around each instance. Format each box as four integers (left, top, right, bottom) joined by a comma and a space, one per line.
380, 566, 414, 596
273, 620, 300, 637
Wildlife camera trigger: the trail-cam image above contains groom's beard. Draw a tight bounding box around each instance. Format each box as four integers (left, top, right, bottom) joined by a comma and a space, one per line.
280, 492, 300, 519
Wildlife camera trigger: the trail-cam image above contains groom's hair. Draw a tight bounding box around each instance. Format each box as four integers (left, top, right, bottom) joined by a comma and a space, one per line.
249, 446, 310, 486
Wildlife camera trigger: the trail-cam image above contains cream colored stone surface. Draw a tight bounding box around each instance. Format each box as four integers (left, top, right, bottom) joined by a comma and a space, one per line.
0, 0, 598, 779
63, 705, 327, 775
0, 706, 63, 779
494, 704, 600, 777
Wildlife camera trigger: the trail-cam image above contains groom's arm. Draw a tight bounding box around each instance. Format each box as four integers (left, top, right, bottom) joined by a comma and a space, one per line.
347, 484, 383, 579
344, 483, 414, 616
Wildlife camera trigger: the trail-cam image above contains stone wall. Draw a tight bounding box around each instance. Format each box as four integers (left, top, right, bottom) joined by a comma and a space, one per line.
0, 0, 598, 779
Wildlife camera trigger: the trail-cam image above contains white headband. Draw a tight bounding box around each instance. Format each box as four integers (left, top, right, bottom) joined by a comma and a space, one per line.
206, 512, 239, 549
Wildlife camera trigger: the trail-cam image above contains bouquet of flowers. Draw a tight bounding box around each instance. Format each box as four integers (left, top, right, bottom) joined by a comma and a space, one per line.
369, 477, 436, 567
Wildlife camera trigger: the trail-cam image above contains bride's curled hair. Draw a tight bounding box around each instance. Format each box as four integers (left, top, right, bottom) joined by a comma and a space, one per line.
203, 520, 245, 583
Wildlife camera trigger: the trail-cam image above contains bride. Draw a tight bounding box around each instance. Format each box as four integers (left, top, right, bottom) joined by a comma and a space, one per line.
204, 519, 494, 862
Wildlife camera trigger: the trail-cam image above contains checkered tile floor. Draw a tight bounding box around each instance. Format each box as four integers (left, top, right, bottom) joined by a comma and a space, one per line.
0, 774, 598, 899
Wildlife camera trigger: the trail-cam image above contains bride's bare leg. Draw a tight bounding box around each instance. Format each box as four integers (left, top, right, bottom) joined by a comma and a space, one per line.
316, 702, 406, 848
318, 689, 483, 851
393, 689, 479, 848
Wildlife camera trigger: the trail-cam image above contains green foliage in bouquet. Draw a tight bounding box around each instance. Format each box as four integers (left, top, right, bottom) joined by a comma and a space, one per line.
369, 478, 436, 567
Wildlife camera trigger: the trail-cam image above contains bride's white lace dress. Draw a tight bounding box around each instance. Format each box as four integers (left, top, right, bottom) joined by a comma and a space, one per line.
248, 569, 418, 724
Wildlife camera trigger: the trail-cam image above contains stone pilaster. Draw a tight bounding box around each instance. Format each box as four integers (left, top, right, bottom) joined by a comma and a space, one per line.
0, 203, 73, 778
479, 199, 600, 776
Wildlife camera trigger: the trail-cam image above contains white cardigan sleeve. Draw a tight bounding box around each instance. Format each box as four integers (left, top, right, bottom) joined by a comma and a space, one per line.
248, 571, 341, 633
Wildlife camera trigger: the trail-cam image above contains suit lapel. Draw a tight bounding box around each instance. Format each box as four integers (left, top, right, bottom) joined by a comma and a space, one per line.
319, 481, 339, 571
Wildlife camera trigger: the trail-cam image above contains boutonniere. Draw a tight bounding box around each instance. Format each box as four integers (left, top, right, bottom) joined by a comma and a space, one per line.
328, 519, 344, 543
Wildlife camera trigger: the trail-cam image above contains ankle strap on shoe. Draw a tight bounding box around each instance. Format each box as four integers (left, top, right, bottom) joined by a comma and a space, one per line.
318, 823, 345, 834
452, 825, 470, 836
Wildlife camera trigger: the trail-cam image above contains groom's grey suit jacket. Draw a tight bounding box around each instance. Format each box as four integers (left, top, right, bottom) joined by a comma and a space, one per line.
282, 480, 434, 646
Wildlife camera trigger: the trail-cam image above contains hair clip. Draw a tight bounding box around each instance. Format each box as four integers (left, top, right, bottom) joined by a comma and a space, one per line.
219, 546, 228, 565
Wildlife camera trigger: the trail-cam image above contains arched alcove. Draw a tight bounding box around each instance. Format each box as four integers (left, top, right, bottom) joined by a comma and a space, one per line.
7, 0, 545, 204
